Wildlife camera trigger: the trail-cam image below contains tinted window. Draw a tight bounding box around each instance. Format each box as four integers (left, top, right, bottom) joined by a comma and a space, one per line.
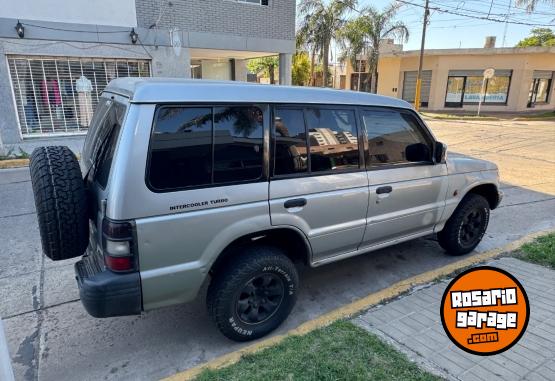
93, 101, 126, 188
149, 107, 213, 190
213, 106, 264, 183
362, 110, 431, 167
305, 108, 359, 172
83, 98, 112, 171
274, 108, 308, 176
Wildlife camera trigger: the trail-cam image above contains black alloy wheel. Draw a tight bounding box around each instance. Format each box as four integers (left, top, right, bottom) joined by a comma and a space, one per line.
438, 193, 490, 256
459, 208, 486, 249
207, 245, 299, 341
235, 273, 285, 324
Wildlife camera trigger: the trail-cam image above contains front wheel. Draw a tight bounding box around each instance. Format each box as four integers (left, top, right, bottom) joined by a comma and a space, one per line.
207, 246, 299, 342
438, 193, 490, 256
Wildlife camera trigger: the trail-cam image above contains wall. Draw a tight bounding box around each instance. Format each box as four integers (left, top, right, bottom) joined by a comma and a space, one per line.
0, 0, 137, 27
136, 0, 295, 41
377, 57, 401, 98
380, 49, 555, 112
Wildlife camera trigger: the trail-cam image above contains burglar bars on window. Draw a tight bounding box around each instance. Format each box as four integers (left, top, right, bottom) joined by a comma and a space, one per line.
7, 56, 151, 137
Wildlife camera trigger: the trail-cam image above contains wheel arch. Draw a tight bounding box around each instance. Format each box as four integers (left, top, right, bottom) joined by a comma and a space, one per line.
209, 226, 312, 275
463, 183, 501, 210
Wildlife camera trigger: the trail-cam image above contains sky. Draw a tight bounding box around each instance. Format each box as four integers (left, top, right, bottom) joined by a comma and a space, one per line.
304, 0, 555, 52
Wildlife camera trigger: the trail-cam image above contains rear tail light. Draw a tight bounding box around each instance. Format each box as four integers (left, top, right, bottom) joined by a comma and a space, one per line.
102, 218, 136, 272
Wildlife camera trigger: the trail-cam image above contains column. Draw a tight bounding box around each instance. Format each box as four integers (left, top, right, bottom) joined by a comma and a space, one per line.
279, 53, 292, 86
232, 59, 247, 82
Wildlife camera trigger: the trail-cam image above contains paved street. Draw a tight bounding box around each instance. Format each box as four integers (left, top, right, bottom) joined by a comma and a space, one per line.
0, 119, 554, 380
427, 118, 555, 196
355, 257, 555, 381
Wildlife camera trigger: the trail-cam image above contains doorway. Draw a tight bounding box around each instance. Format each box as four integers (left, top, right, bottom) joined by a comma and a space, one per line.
445, 76, 465, 108
527, 77, 552, 108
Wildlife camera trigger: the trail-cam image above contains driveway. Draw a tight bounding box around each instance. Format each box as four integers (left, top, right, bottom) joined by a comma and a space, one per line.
1, 119, 554, 380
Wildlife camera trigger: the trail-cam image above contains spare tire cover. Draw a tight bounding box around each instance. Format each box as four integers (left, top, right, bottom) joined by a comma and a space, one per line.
29, 146, 89, 261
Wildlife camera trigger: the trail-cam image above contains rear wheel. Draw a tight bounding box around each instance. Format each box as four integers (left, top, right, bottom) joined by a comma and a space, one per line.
29, 146, 89, 261
207, 246, 298, 341
438, 193, 490, 256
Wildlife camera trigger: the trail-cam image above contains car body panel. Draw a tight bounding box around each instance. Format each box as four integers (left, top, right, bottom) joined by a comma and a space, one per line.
269, 172, 369, 261
362, 164, 449, 247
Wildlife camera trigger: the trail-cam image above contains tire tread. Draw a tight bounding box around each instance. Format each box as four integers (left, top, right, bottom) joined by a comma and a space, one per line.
29, 146, 88, 261
207, 246, 298, 341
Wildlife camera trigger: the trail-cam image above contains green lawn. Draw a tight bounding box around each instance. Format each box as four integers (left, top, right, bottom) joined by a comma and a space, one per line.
520, 232, 555, 268
195, 321, 441, 381
420, 111, 555, 121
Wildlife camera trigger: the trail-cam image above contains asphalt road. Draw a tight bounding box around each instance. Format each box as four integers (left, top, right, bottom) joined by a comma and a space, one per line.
1, 119, 554, 381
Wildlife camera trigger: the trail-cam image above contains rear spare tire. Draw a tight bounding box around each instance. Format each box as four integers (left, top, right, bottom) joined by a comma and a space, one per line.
29, 146, 89, 261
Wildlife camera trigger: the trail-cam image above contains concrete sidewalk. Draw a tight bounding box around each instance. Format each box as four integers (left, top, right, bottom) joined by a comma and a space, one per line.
355, 257, 555, 381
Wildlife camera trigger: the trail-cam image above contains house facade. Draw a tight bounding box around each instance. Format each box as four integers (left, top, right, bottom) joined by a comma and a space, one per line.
0, 0, 295, 154
336, 45, 555, 113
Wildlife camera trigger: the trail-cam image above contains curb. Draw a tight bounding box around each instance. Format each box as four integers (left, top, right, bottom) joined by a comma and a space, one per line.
0, 319, 15, 381
0, 159, 29, 169
162, 228, 554, 381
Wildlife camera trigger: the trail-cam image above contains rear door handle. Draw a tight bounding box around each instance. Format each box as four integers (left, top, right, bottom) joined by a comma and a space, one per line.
284, 198, 307, 209
376, 186, 393, 194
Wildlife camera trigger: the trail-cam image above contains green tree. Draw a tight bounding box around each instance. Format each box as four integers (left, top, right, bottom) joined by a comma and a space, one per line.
516, 28, 555, 47
298, 0, 357, 87
296, 17, 318, 86
355, 3, 409, 93
338, 16, 368, 90
247, 56, 279, 84
292, 51, 311, 86
515, 0, 555, 12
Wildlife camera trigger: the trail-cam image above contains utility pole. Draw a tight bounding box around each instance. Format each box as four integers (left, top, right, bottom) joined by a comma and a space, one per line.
414, 0, 430, 112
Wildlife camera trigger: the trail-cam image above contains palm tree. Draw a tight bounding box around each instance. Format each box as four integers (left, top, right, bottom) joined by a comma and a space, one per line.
338, 17, 367, 90
515, 0, 555, 12
296, 17, 320, 86
356, 3, 409, 93
298, 0, 357, 87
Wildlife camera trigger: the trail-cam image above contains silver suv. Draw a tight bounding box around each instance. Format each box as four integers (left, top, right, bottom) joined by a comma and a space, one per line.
29, 78, 502, 341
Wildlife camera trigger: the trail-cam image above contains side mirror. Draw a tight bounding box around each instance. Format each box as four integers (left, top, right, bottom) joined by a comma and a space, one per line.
405, 143, 431, 162
434, 141, 447, 163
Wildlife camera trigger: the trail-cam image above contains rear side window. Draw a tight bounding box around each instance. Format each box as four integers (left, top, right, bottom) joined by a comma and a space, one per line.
361, 109, 431, 168
94, 103, 126, 188
273, 106, 359, 176
305, 108, 359, 173
213, 106, 264, 183
148, 105, 264, 191
84, 99, 126, 188
274, 108, 308, 176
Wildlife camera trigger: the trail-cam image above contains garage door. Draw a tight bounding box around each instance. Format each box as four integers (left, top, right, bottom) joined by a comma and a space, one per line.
402, 71, 432, 107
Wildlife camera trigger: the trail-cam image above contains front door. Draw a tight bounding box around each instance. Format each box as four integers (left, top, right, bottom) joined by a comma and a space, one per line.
359, 108, 448, 248
269, 106, 368, 262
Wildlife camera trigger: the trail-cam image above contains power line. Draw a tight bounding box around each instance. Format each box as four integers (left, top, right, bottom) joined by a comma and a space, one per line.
397, 0, 555, 27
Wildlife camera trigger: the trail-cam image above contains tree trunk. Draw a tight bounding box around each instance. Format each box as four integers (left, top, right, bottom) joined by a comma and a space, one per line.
369, 47, 379, 94
310, 49, 316, 86
372, 65, 378, 93
322, 43, 329, 87
269, 63, 275, 84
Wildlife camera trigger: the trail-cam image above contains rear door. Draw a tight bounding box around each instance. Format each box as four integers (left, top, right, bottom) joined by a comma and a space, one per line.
269, 105, 368, 263
359, 108, 448, 248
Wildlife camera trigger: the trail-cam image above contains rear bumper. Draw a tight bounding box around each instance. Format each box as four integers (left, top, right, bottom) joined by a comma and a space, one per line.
75, 256, 142, 318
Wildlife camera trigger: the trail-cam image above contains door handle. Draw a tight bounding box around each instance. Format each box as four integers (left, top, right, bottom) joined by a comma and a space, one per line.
284, 198, 307, 209
376, 186, 393, 194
